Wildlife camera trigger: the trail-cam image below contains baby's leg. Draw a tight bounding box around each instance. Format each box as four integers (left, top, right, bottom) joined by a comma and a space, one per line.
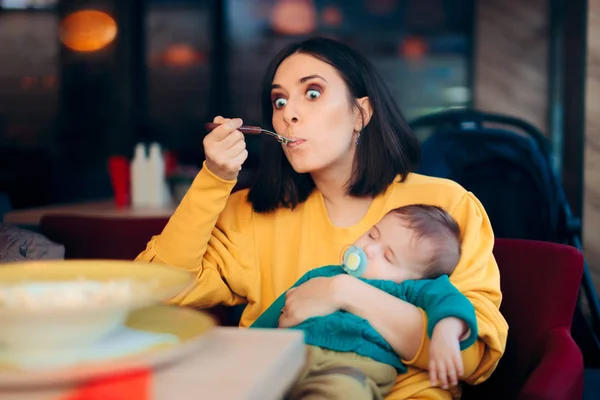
287, 366, 382, 400
286, 346, 397, 400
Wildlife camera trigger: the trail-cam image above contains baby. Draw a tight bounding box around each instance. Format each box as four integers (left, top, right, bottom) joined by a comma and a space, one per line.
251, 204, 477, 400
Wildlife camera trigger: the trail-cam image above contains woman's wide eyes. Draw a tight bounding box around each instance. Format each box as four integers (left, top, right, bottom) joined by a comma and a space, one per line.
272, 88, 322, 109
306, 89, 321, 100
274, 98, 287, 108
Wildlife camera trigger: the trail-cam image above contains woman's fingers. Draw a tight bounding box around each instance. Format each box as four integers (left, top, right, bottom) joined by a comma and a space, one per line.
203, 116, 247, 181
224, 133, 247, 153
209, 118, 243, 142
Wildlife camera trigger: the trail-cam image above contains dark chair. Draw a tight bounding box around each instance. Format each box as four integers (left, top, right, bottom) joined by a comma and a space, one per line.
0, 191, 11, 223
463, 238, 584, 399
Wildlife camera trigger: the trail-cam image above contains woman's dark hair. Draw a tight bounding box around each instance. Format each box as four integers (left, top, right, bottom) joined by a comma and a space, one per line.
247, 36, 420, 213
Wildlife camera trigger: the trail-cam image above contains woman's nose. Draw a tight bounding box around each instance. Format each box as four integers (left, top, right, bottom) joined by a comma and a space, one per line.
282, 100, 300, 126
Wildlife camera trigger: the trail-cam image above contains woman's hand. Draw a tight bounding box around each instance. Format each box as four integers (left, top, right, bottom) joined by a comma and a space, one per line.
278, 277, 341, 328
203, 116, 248, 181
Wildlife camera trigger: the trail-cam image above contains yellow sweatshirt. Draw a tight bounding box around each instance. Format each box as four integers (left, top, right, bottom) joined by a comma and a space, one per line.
136, 164, 508, 398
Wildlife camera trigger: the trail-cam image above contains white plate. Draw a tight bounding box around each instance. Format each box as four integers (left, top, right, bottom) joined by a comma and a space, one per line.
0, 305, 215, 388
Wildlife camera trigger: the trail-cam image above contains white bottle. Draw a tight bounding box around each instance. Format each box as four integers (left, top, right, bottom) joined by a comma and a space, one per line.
131, 143, 150, 207
148, 142, 171, 207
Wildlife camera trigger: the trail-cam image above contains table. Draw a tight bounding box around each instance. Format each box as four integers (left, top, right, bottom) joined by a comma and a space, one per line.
1, 328, 306, 400
3, 200, 177, 227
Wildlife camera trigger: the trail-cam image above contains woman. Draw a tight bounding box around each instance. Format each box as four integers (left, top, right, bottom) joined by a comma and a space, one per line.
136, 37, 507, 399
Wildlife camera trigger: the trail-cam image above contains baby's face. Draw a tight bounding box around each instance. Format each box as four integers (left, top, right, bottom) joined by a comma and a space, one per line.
352, 214, 431, 283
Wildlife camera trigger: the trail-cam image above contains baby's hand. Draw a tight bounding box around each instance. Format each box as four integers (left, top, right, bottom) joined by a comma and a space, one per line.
428, 317, 466, 389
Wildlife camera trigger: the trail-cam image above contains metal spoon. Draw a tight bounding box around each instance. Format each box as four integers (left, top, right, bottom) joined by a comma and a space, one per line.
204, 122, 296, 145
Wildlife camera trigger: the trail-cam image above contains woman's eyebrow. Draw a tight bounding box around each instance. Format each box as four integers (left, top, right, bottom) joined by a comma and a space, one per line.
271, 74, 328, 89
299, 74, 327, 84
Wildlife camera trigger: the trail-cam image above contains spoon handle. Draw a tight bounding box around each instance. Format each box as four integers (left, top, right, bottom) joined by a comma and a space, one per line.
204, 122, 295, 145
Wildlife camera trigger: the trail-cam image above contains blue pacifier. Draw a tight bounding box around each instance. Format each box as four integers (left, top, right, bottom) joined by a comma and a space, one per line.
342, 245, 368, 277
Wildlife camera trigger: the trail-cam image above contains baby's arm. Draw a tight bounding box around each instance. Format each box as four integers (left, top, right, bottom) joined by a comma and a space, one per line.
428, 317, 468, 388
401, 275, 478, 348
401, 276, 478, 389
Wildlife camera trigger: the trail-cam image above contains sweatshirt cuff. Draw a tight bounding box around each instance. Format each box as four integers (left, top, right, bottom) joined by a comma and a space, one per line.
197, 160, 238, 187
427, 309, 478, 351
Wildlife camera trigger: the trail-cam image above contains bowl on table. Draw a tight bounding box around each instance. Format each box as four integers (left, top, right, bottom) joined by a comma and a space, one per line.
0, 259, 195, 364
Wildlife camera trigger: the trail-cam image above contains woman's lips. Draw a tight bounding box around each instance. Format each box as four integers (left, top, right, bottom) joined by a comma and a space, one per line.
287, 138, 306, 148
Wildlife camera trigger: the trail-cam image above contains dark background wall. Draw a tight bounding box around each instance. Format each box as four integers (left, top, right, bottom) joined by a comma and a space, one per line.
0, 0, 475, 207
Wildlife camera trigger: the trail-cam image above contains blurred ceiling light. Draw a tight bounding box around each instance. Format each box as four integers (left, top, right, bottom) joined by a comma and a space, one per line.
59, 10, 117, 52
159, 44, 204, 68
271, 0, 316, 36
321, 6, 343, 27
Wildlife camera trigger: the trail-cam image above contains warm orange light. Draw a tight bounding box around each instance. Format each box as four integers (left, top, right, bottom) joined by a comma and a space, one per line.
59, 10, 117, 52
400, 37, 427, 60
321, 6, 343, 27
159, 44, 205, 68
271, 0, 316, 36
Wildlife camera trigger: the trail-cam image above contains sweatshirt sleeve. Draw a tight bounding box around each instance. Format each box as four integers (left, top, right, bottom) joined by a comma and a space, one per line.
402, 192, 508, 385
251, 266, 345, 329
402, 276, 478, 350
135, 162, 256, 308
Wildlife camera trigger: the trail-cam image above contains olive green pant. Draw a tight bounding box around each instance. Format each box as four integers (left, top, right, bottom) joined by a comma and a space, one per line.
286, 345, 398, 400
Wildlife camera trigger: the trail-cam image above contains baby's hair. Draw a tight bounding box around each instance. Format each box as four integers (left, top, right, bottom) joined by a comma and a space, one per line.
388, 204, 461, 278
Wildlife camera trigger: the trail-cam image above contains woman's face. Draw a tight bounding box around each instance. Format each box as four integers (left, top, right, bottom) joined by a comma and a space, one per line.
270, 53, 365, 175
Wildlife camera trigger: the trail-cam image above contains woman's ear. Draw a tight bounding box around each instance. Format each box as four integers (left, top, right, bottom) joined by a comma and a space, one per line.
354, 96, 373, 132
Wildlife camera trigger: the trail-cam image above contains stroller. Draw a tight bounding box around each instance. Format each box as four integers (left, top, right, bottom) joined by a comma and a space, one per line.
409, 108, 600, 367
